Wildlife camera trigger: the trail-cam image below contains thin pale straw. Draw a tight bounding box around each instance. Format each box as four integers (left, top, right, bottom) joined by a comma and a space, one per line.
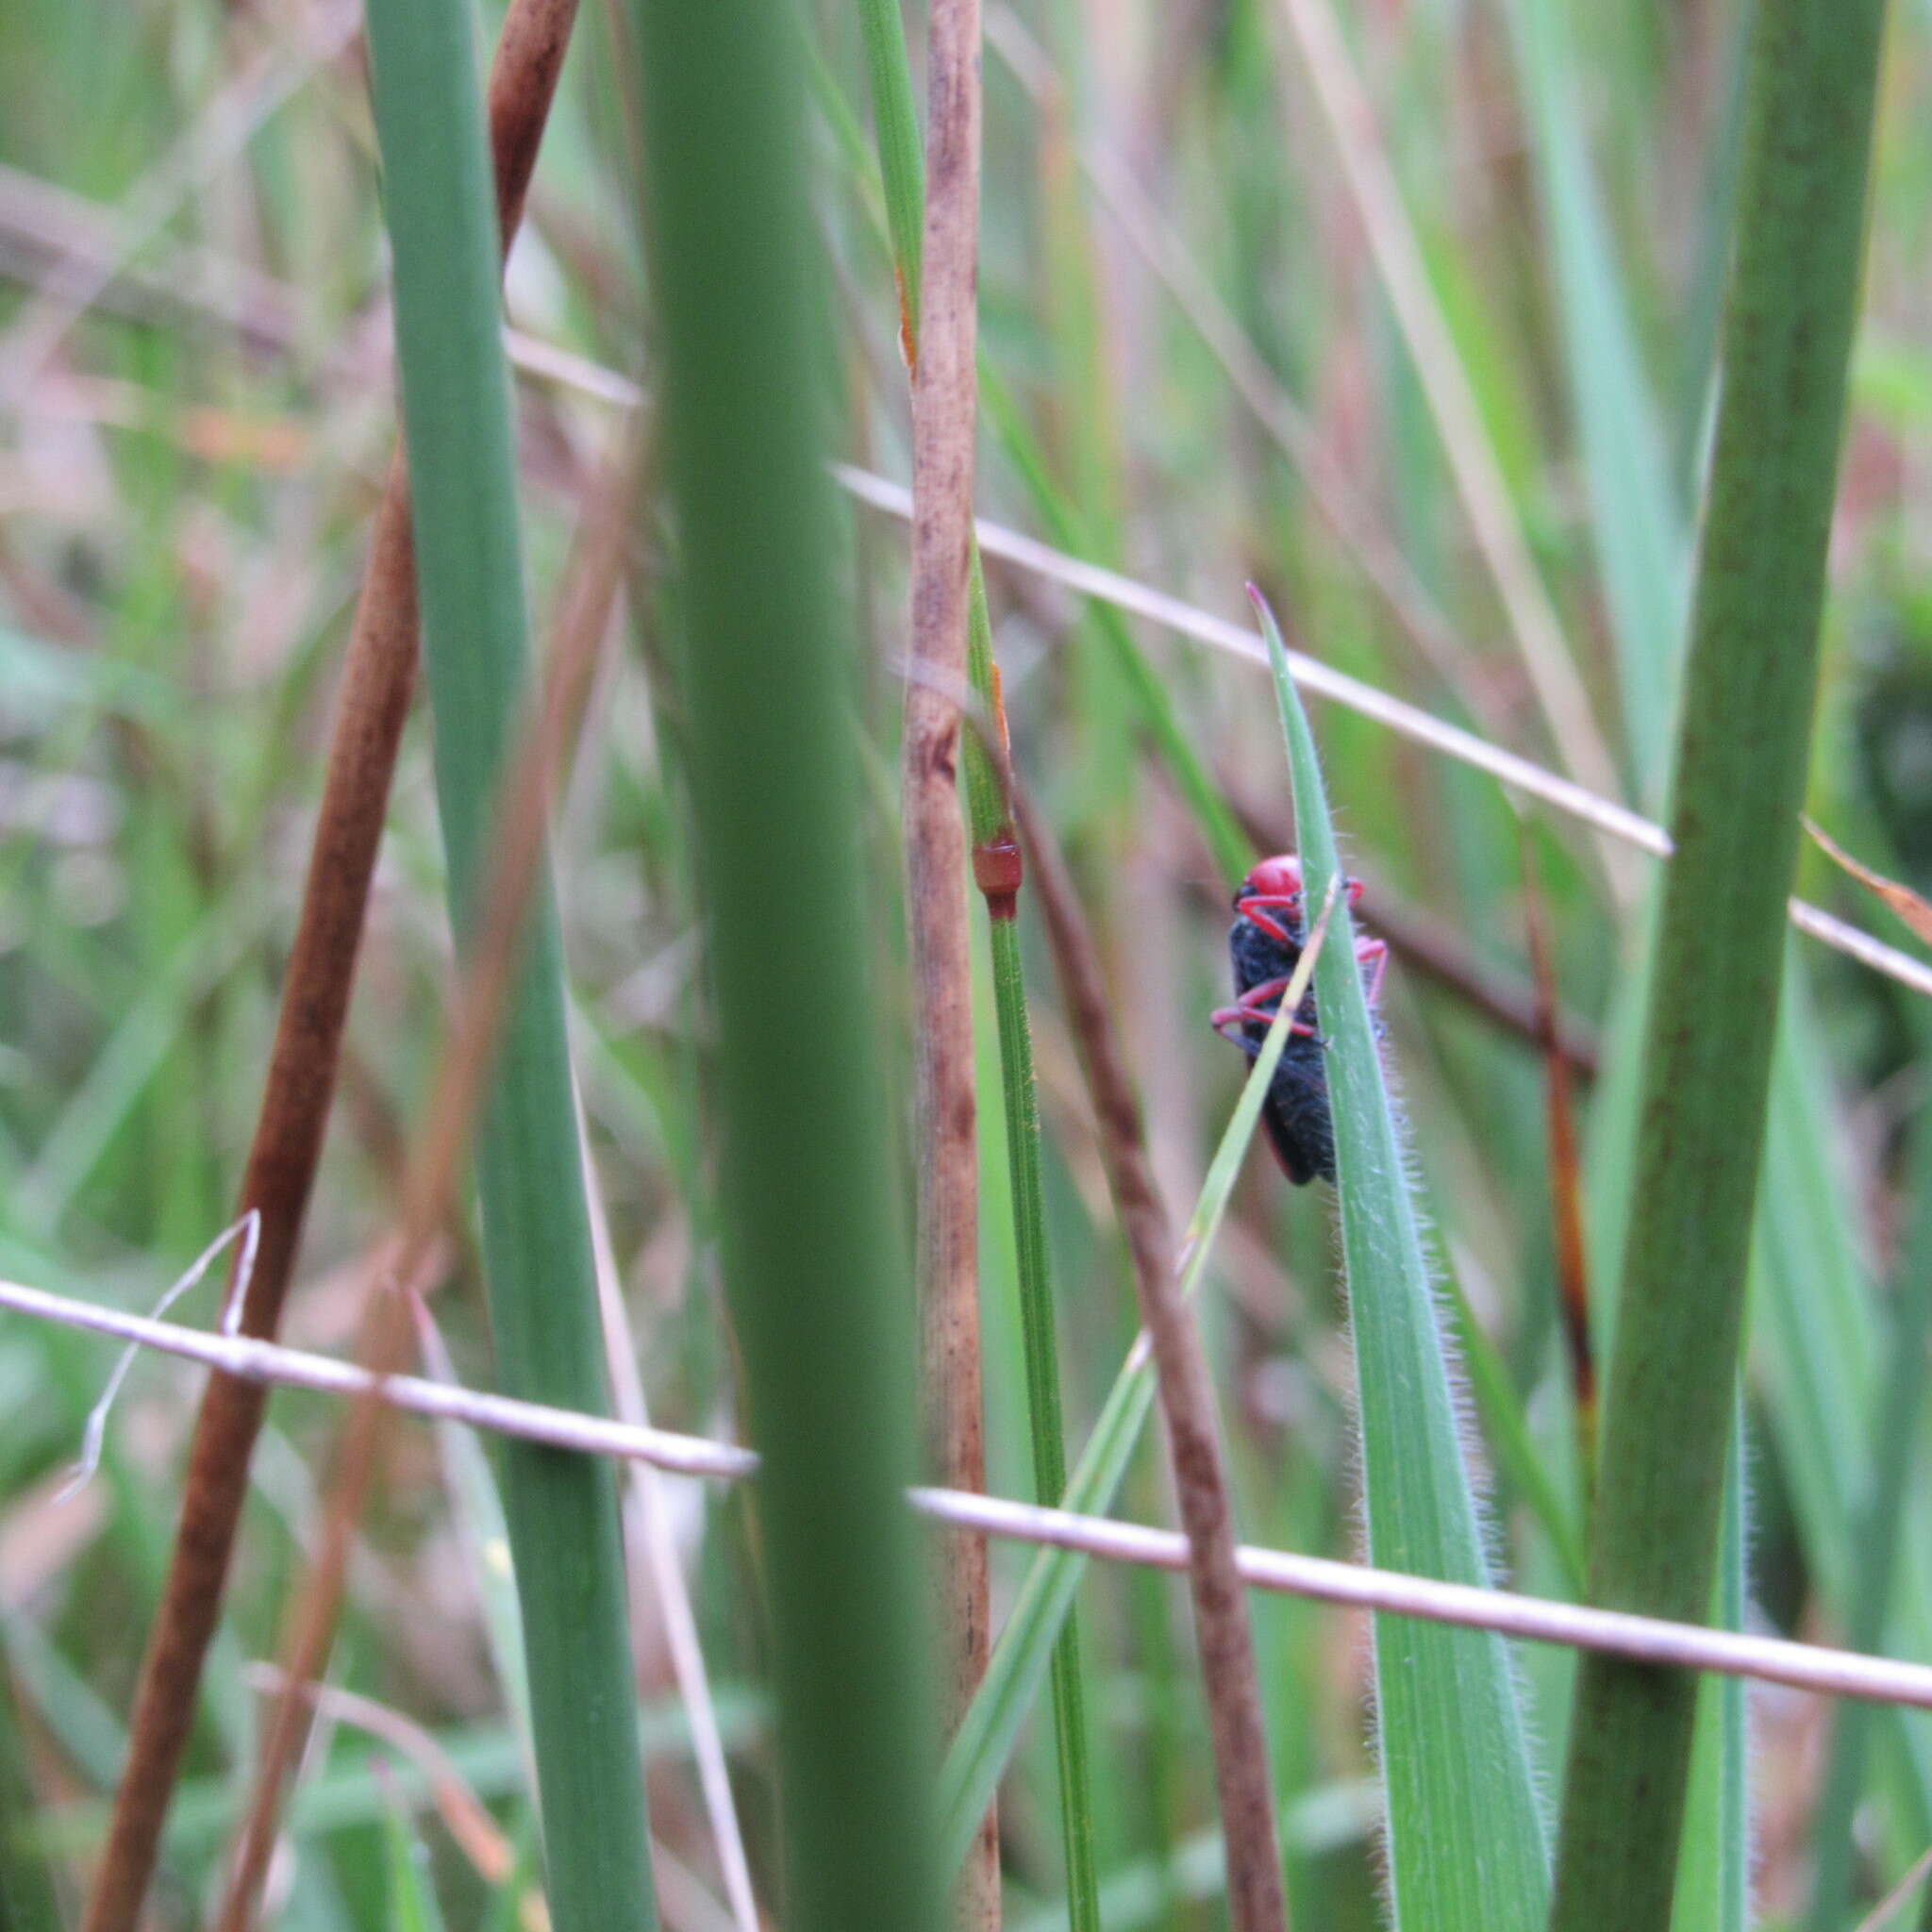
15, 1271, 1932, 1712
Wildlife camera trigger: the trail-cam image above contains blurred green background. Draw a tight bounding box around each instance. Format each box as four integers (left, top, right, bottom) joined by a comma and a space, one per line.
2, 0, 1931, 1924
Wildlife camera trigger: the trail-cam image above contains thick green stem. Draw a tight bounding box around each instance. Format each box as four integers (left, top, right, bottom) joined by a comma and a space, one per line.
631, 1, 940, 1928
1547, 1, 1887, 1925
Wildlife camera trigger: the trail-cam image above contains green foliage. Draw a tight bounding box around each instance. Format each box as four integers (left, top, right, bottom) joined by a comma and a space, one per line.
362, 0, 658, 1921
1263, 597, 1550, 1931
1548, 0, 1890, 1922
631, 0, 939, 1926
3, 0, 1927, 1924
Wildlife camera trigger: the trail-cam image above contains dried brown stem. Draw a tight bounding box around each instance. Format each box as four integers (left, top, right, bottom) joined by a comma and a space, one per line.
1523, 853, 1595, 1495
903, 0, 995, 1922
78, 8, 581, 1926
1364, 884, 1602, 1078
1012, 778, 1289, 1932
215, 431, 635, 1931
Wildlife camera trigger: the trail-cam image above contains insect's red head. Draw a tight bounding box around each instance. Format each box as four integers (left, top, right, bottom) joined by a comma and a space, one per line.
1241, 854, 1306, 904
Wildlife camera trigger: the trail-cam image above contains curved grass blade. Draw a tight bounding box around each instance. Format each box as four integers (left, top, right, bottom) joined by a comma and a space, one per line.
937, 889, 1339, 1876
1256, 591, 1549, 1932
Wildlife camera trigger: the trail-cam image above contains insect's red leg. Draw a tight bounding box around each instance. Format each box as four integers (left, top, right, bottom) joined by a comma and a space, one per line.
1355, 937, 1389, 1009
1238, 874, 1363, 941
1211, 1005, 1324, 1043
1211, 977, 1322, 1041
1233, 891, 1303, 945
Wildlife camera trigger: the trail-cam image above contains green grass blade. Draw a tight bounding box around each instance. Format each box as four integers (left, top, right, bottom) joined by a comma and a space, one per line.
1804, 1101, 1932, 1931
1669, 1417, 1749, 1932
964, 558, 1103, 1930
360, 3, 658, 1925
1257, 592, 1549, 1931
378, 1790, 449, 1932
984, 898, 1102, 1931
1503, 0, 1688, 801
1437, 1258, 1586, 1597
1510, 0, 1877, 1906
630, 0, 940, 1926
938, 895, 1331, 1874
1545, 0, 1889, 1916
854, 0, 923, 356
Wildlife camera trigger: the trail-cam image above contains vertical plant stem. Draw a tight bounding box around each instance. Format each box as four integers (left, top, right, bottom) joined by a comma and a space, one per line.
1546, 0, 1887, 1924
857, 4, 1101, 1921
629, 1, 940, 1929
981, 846, 1104, 1932
358, 0, 658, 1923
903, 0, 998, 1917
1013, 776, 1288, 1932
960, 564, 1103, 1932
1805, 1110, 1932, 1932
78, 7, 578, 1925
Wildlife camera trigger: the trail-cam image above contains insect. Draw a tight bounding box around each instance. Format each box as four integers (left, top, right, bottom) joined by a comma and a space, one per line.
1210, 854, 1388, 1186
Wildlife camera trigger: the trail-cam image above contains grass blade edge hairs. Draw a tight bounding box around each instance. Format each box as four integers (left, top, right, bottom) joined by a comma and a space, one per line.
1256, 589, 1550, 1932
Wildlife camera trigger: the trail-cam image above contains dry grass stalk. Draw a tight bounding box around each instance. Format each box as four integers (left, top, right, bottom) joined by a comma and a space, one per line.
78, 461, 423, 1932
1273, 0, 1624, 832
78, 12, 585, 1923
214, 432, 635, 1929
1524, 858, 1595, 1479
1010, 778, 1289, 1932
903, 0, 997, 1922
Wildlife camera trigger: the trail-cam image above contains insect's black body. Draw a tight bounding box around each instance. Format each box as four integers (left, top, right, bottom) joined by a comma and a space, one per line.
1213, 853, 1388, 1189
1227, 905, 1338, 1187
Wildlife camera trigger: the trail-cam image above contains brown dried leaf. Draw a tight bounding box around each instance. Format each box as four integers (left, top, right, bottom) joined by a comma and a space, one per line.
1804, 817, 1932, 947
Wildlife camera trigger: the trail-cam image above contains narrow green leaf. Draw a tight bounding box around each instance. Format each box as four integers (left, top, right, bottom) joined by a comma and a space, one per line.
1503, 0, 1688, 800
377, 1784, 449, 1932
1258, 591, 1549, 1931
1805, 1099, 1932, 1930
361, 1, 658, 1924
1669, 1418, 1750, 1932
854, 0, 924, 353
1437, 1257, 1586, 1597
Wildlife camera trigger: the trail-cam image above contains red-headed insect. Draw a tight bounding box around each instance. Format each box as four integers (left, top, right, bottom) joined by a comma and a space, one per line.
1210, 854, 1388, 1186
